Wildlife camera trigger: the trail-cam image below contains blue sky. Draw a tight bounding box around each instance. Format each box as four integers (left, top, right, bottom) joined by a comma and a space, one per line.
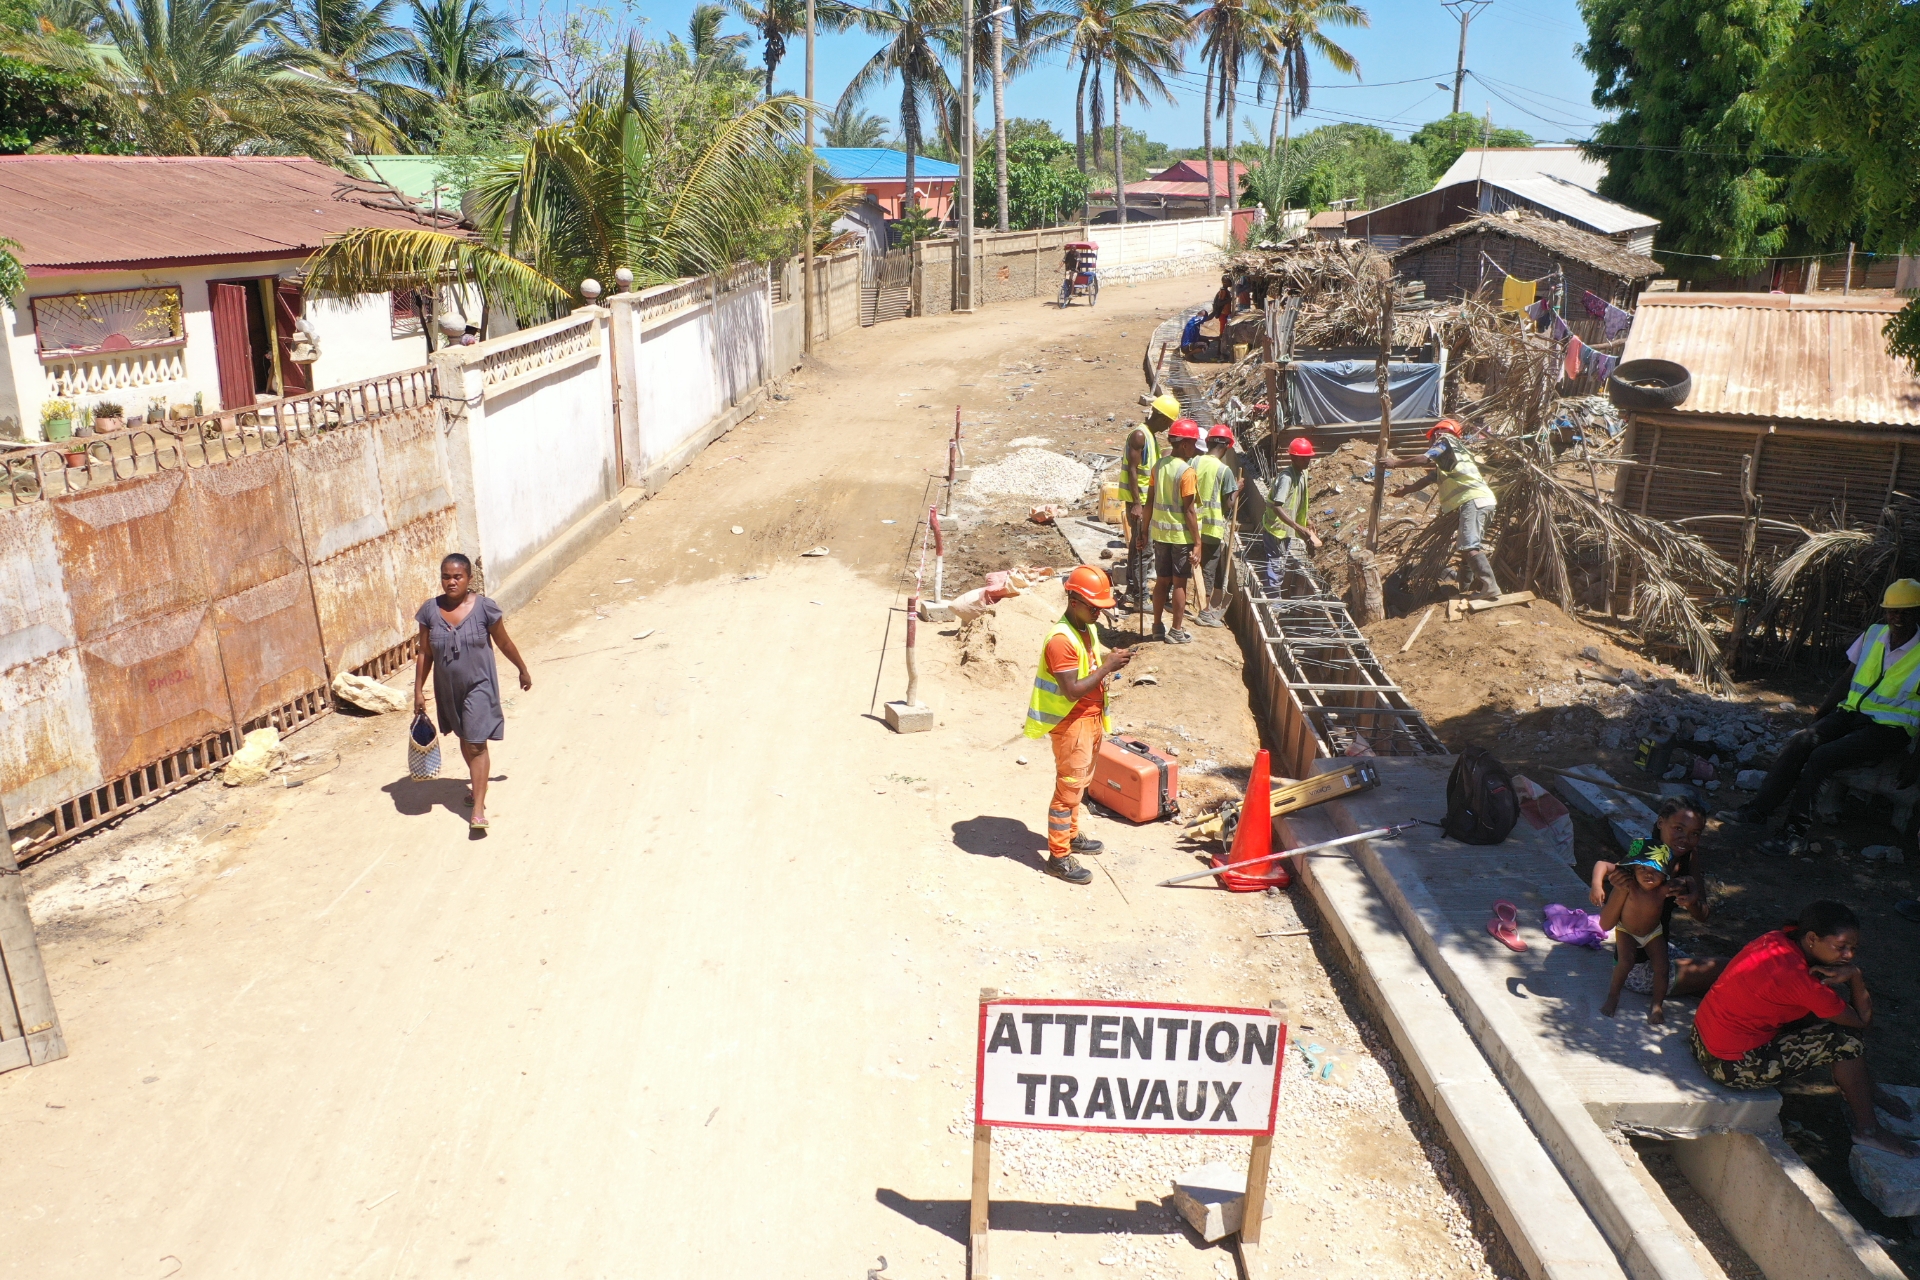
634, 0, 1608, 148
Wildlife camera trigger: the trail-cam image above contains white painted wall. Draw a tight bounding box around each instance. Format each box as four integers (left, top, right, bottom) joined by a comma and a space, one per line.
433, 309, 620, 591
1089, 215, 1230, 267
2, 259, 441, 441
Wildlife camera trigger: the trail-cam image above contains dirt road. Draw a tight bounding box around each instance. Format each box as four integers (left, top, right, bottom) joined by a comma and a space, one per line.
2, 276, 1501, 1279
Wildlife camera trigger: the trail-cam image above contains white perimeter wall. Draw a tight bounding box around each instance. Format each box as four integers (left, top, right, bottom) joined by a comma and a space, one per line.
1088, 215, 1230, 267
433, 309, 619, 592
2, 260, 462, 440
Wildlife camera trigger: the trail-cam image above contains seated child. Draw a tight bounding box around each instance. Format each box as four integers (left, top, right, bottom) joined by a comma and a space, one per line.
1600, 844, 1673, 1024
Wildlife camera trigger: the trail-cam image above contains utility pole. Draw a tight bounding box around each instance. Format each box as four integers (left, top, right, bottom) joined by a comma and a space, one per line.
959, 0, 976, 311
802, 0, 817, 353
992, 4, 1008, 233
1442, 0, 1490, 116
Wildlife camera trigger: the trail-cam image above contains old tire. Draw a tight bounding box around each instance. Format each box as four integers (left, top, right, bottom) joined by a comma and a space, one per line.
1608, 358, 1692, 411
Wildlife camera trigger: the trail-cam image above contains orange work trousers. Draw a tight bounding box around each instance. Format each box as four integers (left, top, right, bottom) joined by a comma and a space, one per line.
1047, 713, 1101, 857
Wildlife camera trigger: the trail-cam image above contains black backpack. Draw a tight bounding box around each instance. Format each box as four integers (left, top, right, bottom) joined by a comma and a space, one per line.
1443, 748, 1518, 845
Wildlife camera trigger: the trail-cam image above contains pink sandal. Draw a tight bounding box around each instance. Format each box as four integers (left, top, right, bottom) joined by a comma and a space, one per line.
1487, 899, 1527, 953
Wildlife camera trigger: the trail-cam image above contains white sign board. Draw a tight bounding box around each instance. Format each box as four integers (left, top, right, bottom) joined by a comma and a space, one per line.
975, 999, 1284, 1135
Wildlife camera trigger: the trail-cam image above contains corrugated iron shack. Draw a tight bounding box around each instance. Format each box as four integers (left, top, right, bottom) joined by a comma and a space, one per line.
1618, 293, 1920, 559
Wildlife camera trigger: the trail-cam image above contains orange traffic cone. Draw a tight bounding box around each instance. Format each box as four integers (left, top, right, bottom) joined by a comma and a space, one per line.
1213, 748, 1289, 891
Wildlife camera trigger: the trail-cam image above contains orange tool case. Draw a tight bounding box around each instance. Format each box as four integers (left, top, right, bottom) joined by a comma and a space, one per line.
1091, 735, 1180, 823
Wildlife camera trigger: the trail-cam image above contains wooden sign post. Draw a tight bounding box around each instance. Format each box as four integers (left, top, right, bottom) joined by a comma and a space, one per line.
970, 988, 1287, 1280
0, 796, 66, 1074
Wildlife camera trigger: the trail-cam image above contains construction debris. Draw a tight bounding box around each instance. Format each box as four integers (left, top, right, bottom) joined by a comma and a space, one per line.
331, 671, 409, 714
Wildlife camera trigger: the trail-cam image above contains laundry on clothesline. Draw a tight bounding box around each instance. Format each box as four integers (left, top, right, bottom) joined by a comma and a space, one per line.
1604, 301, 1633, 341
1563, 335, 1584, 380
1525, 297, 1551, 326
1590, 349, 1620, 381
1502, 274, 1537, 311
1582, 290, 1609, 320
1549, 313, 1570, 342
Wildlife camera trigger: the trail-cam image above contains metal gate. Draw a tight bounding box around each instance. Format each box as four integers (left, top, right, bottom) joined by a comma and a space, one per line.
861, 250, 913, 326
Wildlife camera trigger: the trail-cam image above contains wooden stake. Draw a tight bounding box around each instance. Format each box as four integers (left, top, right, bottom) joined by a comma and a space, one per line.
0, 794, 66, 1069
1365, 270, 1394, 550
1399, 604, 1436, 653
970, 986, 997, 1280
1235, 998, 1287, 1280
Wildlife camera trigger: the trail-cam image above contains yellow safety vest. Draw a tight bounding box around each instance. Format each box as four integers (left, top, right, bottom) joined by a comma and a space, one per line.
1119, 428, 1160, 504
1149, 456, 1194, 545
1841, 624, 1920, 736
1436, 443, 1497, 514
1262, 467, 1310, 539
1023, 619, 1111, 738
1193, 454, 1233, 540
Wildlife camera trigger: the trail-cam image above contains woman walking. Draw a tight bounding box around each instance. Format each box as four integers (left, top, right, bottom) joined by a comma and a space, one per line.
412, 554, 532, 831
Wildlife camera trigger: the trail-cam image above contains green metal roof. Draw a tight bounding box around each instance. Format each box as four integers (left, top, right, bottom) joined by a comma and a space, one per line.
353, 156, 469, 210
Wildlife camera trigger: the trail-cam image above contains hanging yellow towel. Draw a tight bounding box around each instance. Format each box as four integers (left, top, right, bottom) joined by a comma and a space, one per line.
1502, 274, 1536, 311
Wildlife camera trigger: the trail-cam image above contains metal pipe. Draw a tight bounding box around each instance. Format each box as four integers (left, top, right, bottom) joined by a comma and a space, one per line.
931, 504, 945, 602
905, 593, 921, 705
1157, 823, 1416, 886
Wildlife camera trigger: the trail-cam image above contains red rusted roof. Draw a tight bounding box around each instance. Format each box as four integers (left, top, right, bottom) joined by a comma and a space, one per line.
1092, 160, 1248, 201
0, 155, 458, 274
1623, 292, 1920, 428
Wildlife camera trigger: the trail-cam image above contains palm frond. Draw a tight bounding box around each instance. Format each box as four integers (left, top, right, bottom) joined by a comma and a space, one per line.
304, 226, 568, 317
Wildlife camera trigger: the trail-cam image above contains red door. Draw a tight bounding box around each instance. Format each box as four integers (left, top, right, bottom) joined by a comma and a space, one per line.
273, 281, 311, 396
209, 282, 256, 410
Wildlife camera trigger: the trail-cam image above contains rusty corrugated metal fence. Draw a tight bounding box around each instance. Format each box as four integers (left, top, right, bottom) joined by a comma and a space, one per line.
0, 370, 447, 854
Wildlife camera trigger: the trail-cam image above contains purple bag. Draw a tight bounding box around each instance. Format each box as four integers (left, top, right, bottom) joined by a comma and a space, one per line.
1543, 903, 1607, 948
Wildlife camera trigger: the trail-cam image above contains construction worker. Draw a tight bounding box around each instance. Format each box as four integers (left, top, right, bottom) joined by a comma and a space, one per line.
1150, 419, 1204, 643
1191, 424, 1240, 627
1024, 565, 1134, 885
1389, 419, 1500, 601
1119, 394, 1181, 603
1727, 580, 1920, 847
1260, 436, 1322, 597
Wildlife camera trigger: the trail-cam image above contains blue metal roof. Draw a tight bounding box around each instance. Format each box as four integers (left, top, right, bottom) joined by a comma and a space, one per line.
816, 147, 960, 182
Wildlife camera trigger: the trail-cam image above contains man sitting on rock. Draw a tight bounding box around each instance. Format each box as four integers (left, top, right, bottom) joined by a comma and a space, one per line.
1727, 580, 1920, 846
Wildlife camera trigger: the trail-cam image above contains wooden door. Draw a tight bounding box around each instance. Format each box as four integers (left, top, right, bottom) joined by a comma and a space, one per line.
273, 281, 311, 396
209, 282, 257, 410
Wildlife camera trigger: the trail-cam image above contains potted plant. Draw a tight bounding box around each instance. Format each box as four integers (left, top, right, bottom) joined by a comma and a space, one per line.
41, 398, 73, 442
93, 401, 124, 433
147, 397, 168, 425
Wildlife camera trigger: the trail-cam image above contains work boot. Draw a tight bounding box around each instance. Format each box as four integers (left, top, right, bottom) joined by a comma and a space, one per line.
1070, 835, 1104, 855
1045, 854, 1093, 884
1469, 551, 1502, 602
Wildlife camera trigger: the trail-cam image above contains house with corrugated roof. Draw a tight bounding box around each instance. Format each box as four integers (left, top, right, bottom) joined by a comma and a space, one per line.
1617, 293, 1920, 560
1091, 159, 1247, 220
0, 155, 462, 441
1345, 146, 1659, 257
816, 147, 960, 222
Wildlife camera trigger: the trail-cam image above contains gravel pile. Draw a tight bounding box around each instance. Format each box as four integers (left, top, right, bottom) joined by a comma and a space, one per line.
971, 448, 1095, 501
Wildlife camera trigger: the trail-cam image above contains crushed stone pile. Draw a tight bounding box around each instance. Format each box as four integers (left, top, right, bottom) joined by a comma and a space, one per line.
970, 448, 1095, 502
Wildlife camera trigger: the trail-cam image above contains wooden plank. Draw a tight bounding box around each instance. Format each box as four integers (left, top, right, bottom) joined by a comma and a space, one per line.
1399, 604, 1437, 653
1466, 591, 1536, 613
0, 820, 65, 1068
1236, 998, 1286, 1271
970, 986, 996, 1280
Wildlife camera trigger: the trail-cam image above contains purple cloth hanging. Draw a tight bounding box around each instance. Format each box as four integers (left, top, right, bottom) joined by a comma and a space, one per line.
1583, 290, 1609, 319
1549, 313, 1570, 342
1543, 903, 1608, 948
1604, 302, 1633, 341
1591, 350, 1619, 381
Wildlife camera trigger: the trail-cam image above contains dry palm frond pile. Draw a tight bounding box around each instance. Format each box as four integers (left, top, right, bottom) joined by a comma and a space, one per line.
1749, 496, 1920, 666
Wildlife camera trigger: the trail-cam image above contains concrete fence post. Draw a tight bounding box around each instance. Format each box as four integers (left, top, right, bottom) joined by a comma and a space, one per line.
608, 295, 641, 490
430, 345, 487, 588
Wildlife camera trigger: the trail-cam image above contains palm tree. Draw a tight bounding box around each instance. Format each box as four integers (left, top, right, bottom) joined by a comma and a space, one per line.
839, 0, 959, 225
394, 0, 545, 141
972, 0, 1071, 230
1079, 0, 1185, 225
722, 0, 849, 97
1255, 0, 1365, 157
1192, 0, 1273, 215
673, 2, 753, 77
305, 40, 811, 318
276, 0, 413, 150
823, 98, 891, 147
10, 0, 388, 161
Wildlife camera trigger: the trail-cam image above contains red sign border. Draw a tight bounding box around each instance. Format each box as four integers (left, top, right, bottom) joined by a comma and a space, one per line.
973, 997, 1286, 1137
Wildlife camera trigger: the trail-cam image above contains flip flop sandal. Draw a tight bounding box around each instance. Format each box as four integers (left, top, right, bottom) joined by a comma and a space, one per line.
1488, 900, 1527, 952
469, 817, 490, 831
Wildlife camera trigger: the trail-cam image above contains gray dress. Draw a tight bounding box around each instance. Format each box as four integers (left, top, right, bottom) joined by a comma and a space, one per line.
416, 595, 505, 743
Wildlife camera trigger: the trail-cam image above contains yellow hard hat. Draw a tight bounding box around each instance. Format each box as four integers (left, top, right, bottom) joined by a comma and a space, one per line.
1150, 394, 1181, 422
1885, 579, 1920, 609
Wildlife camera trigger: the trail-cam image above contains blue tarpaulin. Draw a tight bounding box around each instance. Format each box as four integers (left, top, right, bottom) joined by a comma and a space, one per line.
1288, 360, 1443, 426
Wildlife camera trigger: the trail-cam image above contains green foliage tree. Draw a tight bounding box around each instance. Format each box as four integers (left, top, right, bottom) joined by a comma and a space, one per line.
1192, 0, 1273, 213
1082, 0, 1187, 223
1284, 121, 1424, 208
10, 0, 392, 161
823, 97, 889, 147
275, 0, 411, 150
970, 126, 1089, 227
1578, 0, 1800, 274
1408, 111, 1531, 180
0, 234, 24, 299
840, 0, 958, 229
1254, 0, 1364, 155
392, 0, 546, 142
722, 0, 850, 98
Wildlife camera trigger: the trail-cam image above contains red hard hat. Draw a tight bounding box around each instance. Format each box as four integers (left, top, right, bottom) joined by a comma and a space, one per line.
1168, 418, 1201, 440
1287, 437, 1316, 458
1428, 418, 1464, 441
1063, 564, 1116, 609
1207, 425, 1235, 444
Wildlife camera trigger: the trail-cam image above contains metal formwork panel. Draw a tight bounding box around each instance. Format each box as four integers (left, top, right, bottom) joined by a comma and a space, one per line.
0, 503, 102, 822
192, 449, 308, 600
372, 406, 453, 529
389, 508, 459, 609
308, 530, 403, 675
77, 604, 231, 780
286, 420, 388, 563
50, 471, 209, 641
213, 571, 328, 726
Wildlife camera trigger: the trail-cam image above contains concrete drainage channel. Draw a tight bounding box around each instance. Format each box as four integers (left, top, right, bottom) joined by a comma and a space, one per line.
1140, 323, 1903, 1280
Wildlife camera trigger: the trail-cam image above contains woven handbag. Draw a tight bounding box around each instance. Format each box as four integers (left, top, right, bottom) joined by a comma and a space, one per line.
407, 712, 442, 780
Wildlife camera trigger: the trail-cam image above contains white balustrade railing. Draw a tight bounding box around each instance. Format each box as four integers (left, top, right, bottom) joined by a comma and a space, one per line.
42, 346, 190, 398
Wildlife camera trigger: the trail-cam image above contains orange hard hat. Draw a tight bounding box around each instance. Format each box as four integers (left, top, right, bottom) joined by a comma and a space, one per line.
1287, 437, 1316, 458
1063, 564, 1116, 609
1428, 418, 1464, 441
1168, 418, 1201, 440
